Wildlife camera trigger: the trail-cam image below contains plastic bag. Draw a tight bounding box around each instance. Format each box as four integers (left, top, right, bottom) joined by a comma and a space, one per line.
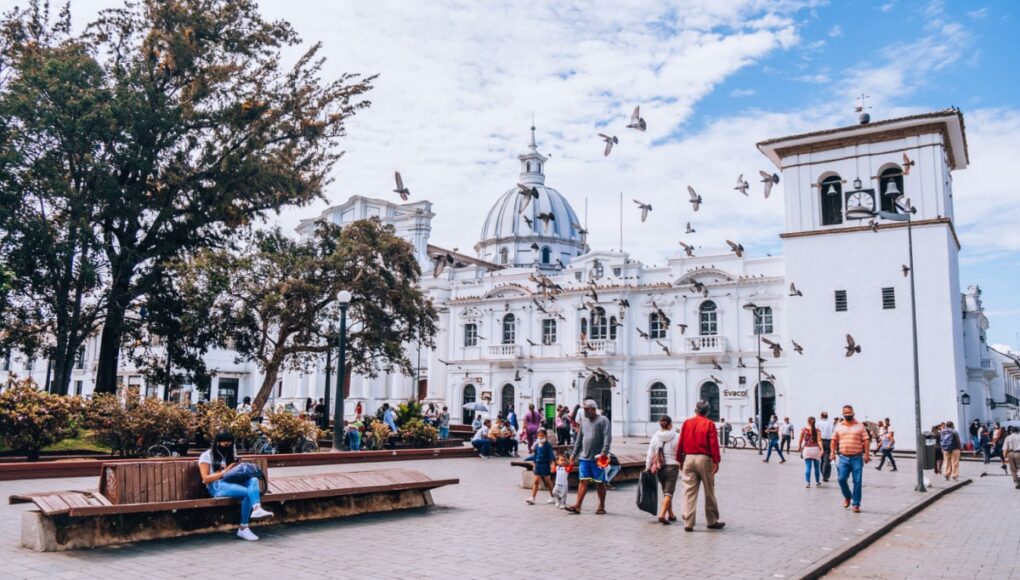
636, 470, 658, 515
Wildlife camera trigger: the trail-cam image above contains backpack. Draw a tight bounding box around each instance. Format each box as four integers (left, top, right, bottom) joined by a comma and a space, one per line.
939, 429, 958, 451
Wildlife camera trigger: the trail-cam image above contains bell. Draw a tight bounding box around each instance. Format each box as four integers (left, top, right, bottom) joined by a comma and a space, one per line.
825, 184, 838, 196
846, 206, 874, 220
884, 180, 901, 196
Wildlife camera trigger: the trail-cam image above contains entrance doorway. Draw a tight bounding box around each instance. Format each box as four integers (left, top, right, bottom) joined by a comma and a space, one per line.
500, 384, 515, 418
217, 378, 239, 410
585, 377, 612, 422
699, 381, 720, 422
462, 384, 476, 424
755, 381, 776, 428
541, 383, 556, 423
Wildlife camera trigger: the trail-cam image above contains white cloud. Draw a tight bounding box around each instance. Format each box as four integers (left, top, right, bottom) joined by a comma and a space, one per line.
730, 88, 757, 97
828, 25, 843, 37
967, 8, 989, 19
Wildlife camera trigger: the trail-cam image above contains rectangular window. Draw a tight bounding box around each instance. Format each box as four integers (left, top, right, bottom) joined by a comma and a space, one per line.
464, 323, 478, 347
753, 307, 774, 335
75, 346, 86, 370
74, 380, 83, 396
1, 355, 9, 372
649, 313, 667, 339
649, 387, 668, 419
882, 287, 896, 310
834, 290, 848, 312
542, 319, 557, 345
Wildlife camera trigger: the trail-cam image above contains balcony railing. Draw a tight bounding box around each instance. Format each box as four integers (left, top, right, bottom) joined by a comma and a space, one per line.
684, 335, 727, 354
487, 344, 522, 358
577, 339, 617, 356
981, 358, 992, 369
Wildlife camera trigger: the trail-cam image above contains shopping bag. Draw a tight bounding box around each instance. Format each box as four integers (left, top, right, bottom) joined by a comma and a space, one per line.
636, 469, 659, 515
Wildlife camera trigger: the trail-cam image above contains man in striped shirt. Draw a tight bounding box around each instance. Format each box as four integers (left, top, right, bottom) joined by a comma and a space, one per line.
831, 404, 870, 513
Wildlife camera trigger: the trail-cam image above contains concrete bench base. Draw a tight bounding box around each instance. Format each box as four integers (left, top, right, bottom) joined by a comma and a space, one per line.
21, 488, 435, 552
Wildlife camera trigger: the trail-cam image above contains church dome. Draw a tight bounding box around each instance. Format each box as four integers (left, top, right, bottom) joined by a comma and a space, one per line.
475, 127, 589, 268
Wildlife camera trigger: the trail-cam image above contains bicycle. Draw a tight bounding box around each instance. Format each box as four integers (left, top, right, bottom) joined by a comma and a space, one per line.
145, 438, 189, 458
251, 435, 275, 455
725, 434, 747, 449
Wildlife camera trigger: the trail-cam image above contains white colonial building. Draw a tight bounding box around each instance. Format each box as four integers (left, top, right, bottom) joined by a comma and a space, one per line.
3, 109, 1017, 446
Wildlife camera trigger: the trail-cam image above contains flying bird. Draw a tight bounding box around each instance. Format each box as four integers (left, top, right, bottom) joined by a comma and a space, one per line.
709, 374, 723, 385
845, 334, 861, 357
687, 186, 702, 212
711, 358, 723, 371
514, 370, 522, 382
760, 370, 776, 382
393, 171, 410, 200
759, 170, 780, 198
636, 327, 650, 340
677, 323, 687, 335
792, 340, 804, 355
761, 336, 783, 358
737, 357, 746, 368
678, 241, 695, 257
523, 215, 533, 230
656, 340, 671, 356
688, 338, 701, 351
627, 106, 646, 132
686, 222, 696, 234
902, 264, 911, 277
432, 252, 454, 277
516, 183, 539, 213
633, 199, 653, 222
530, 242, 540, 252
868, 219, 879, 233
536, 212, 555, 232
526, 338, 537, 347
735, 174, 749, 196
726, 240, 744, 258
789, 282, 803, 297
618, 298, 630, 309
598, 133, 619, 156
902, 152, 915, 175
572, 223, 589, 236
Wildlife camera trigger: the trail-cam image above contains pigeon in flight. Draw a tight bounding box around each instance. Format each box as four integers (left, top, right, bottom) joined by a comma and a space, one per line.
523, 215, 533, 230
759, 170, 780, 198
902, 153, 915, 176
636, 327, 650, 340
735, 174, 749, 196
598, 133, 619, 156
526, 338, 537, 347
677, 323, 687, 335
652, 301, 671, 326
432, 252, 454, 277
627, 106, 647, 132
678, 241, 695, 257
537, 212, 556, 233
656, 340, 671, 356
845, 334, 861, 357
393, 171, 410, 200
711, 357, 723, 371
516, 183, 539, 213
761, 336, 783, 358
687, 186, 702, 212
792, 340, 804, 355
726, 240, 744, 258
685, 222, 696, 234
902, 264, 910, 277
572, 223, 589, 236
514, 369, 522, 382
789, 282, 802, 297
737, 357, 746, 368
634, 199, 653, 222
760, 370, 777, 382
868, 219, 879, 233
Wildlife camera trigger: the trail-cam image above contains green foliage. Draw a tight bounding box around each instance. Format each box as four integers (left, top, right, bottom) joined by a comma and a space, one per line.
194, 399, 258, 442
0, 379, 82, 460
396, 400, 423, 426
262, 409, 318, 453
86, 389, 192, 456
399, 418, 438, 448
365, 421, 393, 451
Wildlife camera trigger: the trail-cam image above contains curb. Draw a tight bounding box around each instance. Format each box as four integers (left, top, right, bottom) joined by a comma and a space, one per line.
799, 478, 972, 580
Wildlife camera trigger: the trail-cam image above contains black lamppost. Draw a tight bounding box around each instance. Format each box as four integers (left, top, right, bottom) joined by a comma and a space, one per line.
321, 338, 333, 431
332, 290, 353, 452
743, 301, 764, 454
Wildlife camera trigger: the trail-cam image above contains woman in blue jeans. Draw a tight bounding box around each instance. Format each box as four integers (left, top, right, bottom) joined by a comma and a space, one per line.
798, 416, 822, 487
198, 432, 274, 541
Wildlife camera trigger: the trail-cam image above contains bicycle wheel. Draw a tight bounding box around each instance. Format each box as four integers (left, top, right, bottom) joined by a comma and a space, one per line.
734, 436, 746, 449
298, 439, 318, 453
146, 444, 172, 458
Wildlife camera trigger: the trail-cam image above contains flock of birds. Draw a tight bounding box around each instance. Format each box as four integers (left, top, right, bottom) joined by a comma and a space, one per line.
394, 103, 912, 386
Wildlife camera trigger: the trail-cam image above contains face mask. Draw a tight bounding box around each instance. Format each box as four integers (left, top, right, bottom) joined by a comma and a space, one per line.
844, 414, 854, 422
536, 438, 546, 444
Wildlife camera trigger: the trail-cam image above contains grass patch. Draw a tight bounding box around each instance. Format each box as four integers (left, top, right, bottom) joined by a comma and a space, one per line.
0, 430, 112, 455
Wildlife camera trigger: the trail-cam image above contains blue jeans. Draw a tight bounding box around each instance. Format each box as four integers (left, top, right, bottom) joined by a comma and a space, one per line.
472, 439, 491, 456
804, 458, 820, 484
837, 454, 864, 507
605, 464, 621, 483
208, 478, 261, 526
765, 439, 785, 461
347, 430, 361, 451
439, 426, 449, 440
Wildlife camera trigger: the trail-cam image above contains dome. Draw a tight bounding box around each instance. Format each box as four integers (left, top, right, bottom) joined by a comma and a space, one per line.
475, 126, 589, 268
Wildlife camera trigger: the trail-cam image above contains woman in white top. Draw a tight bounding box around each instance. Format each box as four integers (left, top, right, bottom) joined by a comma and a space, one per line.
645, 415, 681, 525
198, 432, 274, 541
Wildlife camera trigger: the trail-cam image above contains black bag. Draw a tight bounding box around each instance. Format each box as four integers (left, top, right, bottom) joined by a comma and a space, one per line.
221, 462, 265, 484
636, 470, 658, 515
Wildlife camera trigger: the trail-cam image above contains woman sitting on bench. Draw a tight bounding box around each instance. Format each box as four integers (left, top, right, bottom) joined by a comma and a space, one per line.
198, 431, 274, 541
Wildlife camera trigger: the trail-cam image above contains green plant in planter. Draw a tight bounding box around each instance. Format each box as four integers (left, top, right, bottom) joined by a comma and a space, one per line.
0, 379, 82, 460
368, 420, 393, 450
86, 389, 192, 456
396, 400, 423, 426
263, 409, 318, 453
399, 418, 438, 448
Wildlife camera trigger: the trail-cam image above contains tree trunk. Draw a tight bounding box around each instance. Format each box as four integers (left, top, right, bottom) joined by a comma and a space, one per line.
251, 361, 282, 416
94, 285, 132, 394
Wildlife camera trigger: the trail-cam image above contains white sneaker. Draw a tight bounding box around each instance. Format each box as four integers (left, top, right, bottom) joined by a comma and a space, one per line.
546, 498, 556, 504
237, 527, 259, 541
250, 506, 274, 520
525, 497, 535, 505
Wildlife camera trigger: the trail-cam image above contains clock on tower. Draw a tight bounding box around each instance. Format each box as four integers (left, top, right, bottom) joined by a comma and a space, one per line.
844, 188, 875, 220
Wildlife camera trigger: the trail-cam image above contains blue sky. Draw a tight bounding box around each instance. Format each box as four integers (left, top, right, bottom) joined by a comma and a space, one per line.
6, 0, 1018, 347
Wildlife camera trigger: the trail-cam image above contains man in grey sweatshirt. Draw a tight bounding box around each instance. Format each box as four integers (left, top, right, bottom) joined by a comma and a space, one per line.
565, 399, 612, 514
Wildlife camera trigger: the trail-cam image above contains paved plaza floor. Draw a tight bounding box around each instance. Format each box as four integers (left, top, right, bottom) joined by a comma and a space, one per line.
0, 442, 1013, 579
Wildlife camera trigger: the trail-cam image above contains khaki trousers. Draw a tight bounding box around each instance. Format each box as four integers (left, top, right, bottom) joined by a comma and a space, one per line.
1008, 451, 1020, 484
943, 449, 961, 480
681, 454, 719, 528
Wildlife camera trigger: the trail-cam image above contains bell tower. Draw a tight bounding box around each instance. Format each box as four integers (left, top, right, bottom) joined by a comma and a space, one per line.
757, 109, 970, 449
518, 125, 547, 186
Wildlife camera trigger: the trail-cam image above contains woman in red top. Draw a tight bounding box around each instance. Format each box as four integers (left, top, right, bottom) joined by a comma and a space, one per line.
798, 416, 823, 487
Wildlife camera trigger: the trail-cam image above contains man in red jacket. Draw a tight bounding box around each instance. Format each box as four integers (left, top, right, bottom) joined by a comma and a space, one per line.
676, 400, 725, 532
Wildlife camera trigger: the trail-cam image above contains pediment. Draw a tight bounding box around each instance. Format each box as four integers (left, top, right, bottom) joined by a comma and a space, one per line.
484, 283, 534, 299
675, 267, 736, 285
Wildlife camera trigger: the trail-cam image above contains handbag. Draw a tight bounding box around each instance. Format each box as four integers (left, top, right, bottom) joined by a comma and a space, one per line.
802, 445, 822, 460
636, 470, 659, 515
221, 462, 265, 484
649, 446, 665, 475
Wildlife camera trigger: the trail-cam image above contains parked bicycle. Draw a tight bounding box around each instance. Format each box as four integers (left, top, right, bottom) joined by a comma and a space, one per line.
725, 434, 748, 449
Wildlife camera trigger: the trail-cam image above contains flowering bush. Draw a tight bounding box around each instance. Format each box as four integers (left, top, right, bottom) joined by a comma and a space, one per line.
0, 380, 82, 460
366, 420, 392, 450
195, 400, 258, 443
396, 400, 422, 426
86, 390, 192, 456
399, 418, 438, 448
263, 409, 318, 453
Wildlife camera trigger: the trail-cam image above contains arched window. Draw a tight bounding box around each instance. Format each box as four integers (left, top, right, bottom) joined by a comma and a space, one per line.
502, 314, 516, 344
820, 175, 843, 226
501, 384, 515, 417
756, 381, 776, 427
753, 306, 773, 335
649, 312, 667, 339
699, 301, 718, 336
526, 162, 531, 172
649, 382, 668, 420
541, 246, 552, 264
590, 307, 608, 340
462, 384, 476, 424
499, 248, 509, 265
579, 317, 588, 338
879, 166, 904, 214
699, 381, 720, 422
541, 383, 556, 400
609, 316, 618, 340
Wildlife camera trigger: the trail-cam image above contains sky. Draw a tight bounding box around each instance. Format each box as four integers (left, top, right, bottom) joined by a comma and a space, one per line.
5, 0, 1019, 348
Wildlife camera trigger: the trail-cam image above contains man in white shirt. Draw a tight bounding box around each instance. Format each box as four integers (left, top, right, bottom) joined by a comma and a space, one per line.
472, 419, 492, 458
817, 411, 835, 482
1003, 427, 1020, 489
781, 417, 795, 454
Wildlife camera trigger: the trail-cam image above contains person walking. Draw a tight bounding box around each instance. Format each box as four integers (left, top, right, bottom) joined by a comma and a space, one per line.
969, 419, 980, 452
831, 404, 870, 513
940, 421, 962, 481
523, 403, 543, 452
382, 403, 398, 432
818, 411, 834, 482
676, 400, 724, 532
875, 422, 897, 471
564, 400, 611, 515
1003, 427, 1020, 489
781, 417, 795, 454
555, 406, 571, 446
645, 415, 680, 525
763, 415, 785, 463
507, 407, 519, 432
978, 425, 992, 465
798, 416, 823, 487
437, 406, 451, 440
525, 428, 555, 504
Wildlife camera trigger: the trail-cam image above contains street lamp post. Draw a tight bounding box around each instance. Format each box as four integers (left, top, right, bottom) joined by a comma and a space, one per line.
332, 290, 353, 451
743, 302, 764, 454
322, 336, 333, 431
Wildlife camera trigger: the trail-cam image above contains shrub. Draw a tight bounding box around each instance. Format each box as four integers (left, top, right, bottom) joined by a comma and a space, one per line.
0, 379, 81, 460
399, 418, 438, 448
366, 420, 392, 450
194, 400, 258, 443
87, 389, 193, 456
263, 409, 318, 453
396, 400, 422, 426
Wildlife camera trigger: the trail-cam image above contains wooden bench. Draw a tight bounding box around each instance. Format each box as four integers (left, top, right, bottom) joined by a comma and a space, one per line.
510, 453, 645, 489
11, 458, 457, 551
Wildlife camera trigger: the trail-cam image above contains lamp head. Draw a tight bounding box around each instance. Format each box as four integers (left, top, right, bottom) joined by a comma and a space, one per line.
337, 290, 353, 305
742, 302, 759, 311
853, 177, 863, 189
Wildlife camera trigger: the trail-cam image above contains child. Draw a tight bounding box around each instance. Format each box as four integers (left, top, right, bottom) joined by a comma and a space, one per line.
525, 428, 554, 504
552, 453, 571, 509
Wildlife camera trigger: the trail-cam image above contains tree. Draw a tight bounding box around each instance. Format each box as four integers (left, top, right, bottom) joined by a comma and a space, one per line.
190, 219, 437, 415
0, 0, 375, 394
